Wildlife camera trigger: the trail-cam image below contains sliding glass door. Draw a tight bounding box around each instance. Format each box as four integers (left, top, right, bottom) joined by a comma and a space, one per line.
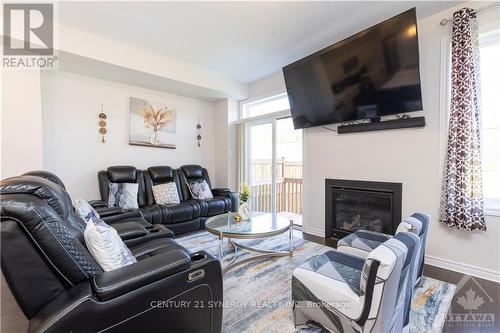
246, 117, 302, 226
248, 121, 275, 213
275, 118, 303, 226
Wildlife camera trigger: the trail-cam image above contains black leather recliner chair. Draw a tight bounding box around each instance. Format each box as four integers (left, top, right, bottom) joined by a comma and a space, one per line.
0, 175, 223, 332
144, 166, 202, 234
178, 165, 238, 222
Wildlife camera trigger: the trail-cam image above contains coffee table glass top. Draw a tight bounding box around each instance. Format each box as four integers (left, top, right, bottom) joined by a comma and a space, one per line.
205, 212, 291, 237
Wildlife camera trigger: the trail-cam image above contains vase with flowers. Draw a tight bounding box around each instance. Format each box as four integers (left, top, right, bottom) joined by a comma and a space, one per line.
141, 102, 174, 145
238, 183, 251, 220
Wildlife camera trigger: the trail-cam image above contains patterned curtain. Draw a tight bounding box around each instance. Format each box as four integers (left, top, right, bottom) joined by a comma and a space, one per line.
440, 8, 486, 231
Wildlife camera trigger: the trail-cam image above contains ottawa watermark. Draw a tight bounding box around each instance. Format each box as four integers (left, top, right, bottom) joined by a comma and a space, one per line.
445, 275, 496, 329
2, 3, 58, 69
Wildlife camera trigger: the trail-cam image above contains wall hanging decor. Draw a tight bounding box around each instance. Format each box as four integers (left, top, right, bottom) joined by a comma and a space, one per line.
196, 117, 202, 147
98, 105, 107, 143
129, 97, 177, 149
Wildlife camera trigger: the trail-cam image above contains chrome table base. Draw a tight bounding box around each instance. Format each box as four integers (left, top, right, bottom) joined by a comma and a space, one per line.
217, 220, 294, 274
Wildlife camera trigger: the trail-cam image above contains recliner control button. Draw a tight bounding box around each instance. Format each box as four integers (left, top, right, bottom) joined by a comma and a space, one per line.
188, 269, 205, 281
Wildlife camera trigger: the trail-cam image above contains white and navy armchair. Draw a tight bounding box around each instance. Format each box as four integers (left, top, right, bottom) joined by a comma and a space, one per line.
292, 232, 419, 333
337, 212, 430, 286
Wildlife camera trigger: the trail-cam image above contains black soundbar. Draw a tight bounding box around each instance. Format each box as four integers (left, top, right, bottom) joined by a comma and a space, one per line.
337, 116, 425, 134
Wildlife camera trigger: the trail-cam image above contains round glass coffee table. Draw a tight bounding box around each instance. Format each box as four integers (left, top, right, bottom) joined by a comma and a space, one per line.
205, 212, 294, 273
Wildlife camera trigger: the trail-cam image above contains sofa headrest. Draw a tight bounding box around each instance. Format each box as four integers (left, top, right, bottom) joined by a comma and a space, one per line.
23, 170, 66, 189
0, 176, 103, 287
181, 165, 203, 179
0, 175, 72, 221
107, 166, 137, 183
148, 166, 174, 182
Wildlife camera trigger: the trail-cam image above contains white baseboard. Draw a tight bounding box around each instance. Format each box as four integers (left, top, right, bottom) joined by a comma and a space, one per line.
425, 255, 500, 283
303, 226, 325, 238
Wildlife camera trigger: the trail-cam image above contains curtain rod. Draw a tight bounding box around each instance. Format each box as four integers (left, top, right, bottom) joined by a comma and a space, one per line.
440, 2, 500, 26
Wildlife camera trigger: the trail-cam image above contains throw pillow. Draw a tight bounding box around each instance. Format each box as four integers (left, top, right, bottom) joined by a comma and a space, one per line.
108, 183, 139, 209
84, 217, 137, 272
152, 182, 180, 204
74, 199, 100, 222
188, 180, 213, 200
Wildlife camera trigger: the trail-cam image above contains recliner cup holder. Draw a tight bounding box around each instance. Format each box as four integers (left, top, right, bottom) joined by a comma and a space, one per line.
191, 252, 207, 261
149, 229, 160, 233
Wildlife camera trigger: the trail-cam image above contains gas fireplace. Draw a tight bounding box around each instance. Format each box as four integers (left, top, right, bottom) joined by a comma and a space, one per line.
325, 179, 402, 239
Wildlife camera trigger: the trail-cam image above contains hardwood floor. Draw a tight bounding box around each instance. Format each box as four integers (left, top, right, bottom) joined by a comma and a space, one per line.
299, 230, 500, 333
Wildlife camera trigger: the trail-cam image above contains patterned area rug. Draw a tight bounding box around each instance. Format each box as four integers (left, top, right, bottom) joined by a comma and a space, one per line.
177, 231, 455, 333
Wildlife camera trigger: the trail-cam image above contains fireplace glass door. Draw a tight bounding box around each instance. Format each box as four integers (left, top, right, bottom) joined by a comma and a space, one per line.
332, 189, 394, 235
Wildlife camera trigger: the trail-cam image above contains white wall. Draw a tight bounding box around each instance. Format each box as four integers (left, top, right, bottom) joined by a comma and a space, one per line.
41, 71, 217, 200
247, 72, 286, 101
214, 99, 230, 188
227, 99, 239, 190
213, 98, 239, 189
0, 69, 40, 333
245, 3, 500, 281
1, 70, 44, 179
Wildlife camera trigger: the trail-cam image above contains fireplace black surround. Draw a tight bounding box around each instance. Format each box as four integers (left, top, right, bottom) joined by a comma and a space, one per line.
325, 179, 402, 239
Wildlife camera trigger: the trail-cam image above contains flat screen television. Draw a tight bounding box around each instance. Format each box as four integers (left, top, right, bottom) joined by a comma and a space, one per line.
283, 8, 422, 129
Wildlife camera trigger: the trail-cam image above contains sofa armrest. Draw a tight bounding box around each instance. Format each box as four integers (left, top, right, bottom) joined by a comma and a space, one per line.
212, 188, 239, 212
112, 222, 148, 240
96, 206, 124, 217
211, 187, 230, 195
111, 220, 174, 246
29, 251, 223, 333
101, 210, 143, 224
122, 225, 175, 247
92, 249, 191, 301
89, 199, 108, 208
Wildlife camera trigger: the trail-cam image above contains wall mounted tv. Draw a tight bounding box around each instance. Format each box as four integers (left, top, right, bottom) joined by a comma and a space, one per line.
283, 8, 422, 130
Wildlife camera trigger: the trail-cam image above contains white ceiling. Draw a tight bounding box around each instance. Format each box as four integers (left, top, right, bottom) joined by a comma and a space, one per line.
59, 1, 462, 84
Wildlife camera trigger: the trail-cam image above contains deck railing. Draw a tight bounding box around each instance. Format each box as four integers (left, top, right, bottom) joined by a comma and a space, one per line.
250, 178, 303, 214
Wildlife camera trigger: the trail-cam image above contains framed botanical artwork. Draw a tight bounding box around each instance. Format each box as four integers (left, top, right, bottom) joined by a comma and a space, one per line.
129, 97, 177, 149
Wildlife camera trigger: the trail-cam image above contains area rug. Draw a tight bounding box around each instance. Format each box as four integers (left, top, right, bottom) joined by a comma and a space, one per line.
177, 231, 456, 333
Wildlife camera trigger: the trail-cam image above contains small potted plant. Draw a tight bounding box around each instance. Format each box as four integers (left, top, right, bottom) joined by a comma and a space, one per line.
238, 183, 251, 220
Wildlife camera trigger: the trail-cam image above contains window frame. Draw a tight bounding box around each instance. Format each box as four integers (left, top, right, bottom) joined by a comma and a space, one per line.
239, 92, 290, 120
478, 28, 500, 216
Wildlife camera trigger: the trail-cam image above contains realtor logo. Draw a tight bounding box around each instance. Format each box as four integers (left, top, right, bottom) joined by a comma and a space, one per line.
2, 3, 57, 69
3, 3, 53, 55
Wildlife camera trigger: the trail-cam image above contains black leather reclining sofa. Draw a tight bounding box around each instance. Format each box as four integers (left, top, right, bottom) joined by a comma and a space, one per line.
0, 174, 223, 332
91, 165, 238, 235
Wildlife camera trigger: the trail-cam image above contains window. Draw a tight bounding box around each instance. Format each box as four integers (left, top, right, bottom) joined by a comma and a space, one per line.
241, 93, 290, 119
479, 32, 500, 214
